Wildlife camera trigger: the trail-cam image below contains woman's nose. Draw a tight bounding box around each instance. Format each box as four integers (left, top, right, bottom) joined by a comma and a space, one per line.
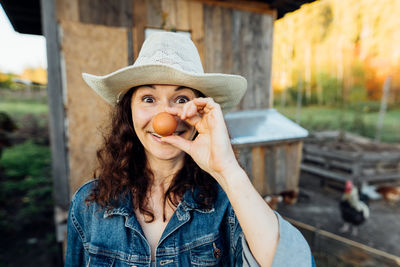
157, 100, 182, 114
156, 102, 172, 113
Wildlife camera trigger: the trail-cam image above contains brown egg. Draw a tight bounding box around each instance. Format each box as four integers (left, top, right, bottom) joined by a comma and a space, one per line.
152, 112, 178, 136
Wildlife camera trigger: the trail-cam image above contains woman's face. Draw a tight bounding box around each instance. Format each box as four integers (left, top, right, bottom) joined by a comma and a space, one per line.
131, 84, 197, 161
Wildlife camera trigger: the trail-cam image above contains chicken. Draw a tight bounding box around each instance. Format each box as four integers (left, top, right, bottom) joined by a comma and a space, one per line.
339, 180, 370, 236
264, 195, 283, 210
360, 182, 382, 200
376, 186, 400, 203
280, 189, 299, 205
264, 189, 305, 209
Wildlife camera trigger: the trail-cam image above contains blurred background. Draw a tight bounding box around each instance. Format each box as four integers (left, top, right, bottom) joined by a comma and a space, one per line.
0, 0, 399, 266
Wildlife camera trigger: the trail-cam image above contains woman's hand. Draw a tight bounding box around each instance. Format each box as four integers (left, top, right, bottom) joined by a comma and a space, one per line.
161, 97, 241, 183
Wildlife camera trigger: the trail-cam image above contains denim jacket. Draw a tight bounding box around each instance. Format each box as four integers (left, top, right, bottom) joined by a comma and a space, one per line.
66, 180, 315, 266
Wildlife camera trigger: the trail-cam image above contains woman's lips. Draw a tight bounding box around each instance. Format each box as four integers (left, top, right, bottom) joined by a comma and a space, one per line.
149, 131, 186, 143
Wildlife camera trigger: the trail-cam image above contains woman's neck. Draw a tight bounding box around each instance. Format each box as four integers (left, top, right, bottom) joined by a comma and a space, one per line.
146, 154, 185, 188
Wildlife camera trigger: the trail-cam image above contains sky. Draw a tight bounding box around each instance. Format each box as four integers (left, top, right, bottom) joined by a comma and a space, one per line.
0, 5, 47, 74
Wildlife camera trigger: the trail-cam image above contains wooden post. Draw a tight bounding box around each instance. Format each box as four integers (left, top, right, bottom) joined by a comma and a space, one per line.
133, 0, 146, 60
252, 146, 265, 195
375, 75, 391, 142
40, 0, 70, 239
287, 218, 400, 267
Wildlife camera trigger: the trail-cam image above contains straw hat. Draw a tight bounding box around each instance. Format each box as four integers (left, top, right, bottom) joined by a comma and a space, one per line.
82, 32, 247, 112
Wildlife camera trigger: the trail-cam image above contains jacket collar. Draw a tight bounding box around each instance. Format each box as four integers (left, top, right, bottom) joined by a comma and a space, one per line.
103, 187, 215, 218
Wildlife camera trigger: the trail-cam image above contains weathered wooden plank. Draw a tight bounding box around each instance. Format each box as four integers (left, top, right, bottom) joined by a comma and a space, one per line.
286, 218, 400, 267
60, 21, 127, 195
285, 142, 302, 190
362, 173, 400, 182
188, 1, 204, 64
302, 161, 400, 184
304, 145, 361, 160
261, 13, 274, 108
161, 0, 177, 30
133, 0, 147, 60
274, 145, 287, 193
41, 0, 70, 245
211, 6, 223, 72
301, 163, 350, 182
203, 4, 223, 73
231, 9, 241, 76
264, 145, 275, 194
146, 0, 163, 28
191, 0, 275, 15
221, 7, 233, 73
40, 0, 70, 211
303, 154, 354, 171
235, 146, 252, 182
78, 0, 133, 27
252, 146, 265, 195
56, 0, 79, 21
237, 10, 253, 110
176, 0, 190, 31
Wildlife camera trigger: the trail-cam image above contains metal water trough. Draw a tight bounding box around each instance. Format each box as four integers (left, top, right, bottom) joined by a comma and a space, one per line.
224, 109, 308, 195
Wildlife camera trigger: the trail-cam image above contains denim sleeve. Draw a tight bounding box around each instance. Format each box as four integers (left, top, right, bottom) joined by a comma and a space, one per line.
65, 199, 83, 266
65, 184, 92, 267
240, 211, 315, 267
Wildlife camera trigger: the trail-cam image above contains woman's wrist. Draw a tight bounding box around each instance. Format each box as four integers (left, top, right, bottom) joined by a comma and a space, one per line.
212, 163, 248, 192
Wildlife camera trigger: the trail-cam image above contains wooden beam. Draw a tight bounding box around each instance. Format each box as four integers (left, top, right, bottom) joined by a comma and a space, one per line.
133, 0, 147, 60
286, 217, 400, 267
188, 1, 205, 64
252, 146, 265, 195
40, 0, 70, 246
190, 0, 275, 15
40, 0, 70, 210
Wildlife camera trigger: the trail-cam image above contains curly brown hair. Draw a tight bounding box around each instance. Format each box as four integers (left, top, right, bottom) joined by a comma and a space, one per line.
86, 87, 218, 222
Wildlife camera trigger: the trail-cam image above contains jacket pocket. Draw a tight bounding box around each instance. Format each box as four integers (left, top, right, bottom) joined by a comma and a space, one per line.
190, 237, 223, 266
87, 254, 115, 267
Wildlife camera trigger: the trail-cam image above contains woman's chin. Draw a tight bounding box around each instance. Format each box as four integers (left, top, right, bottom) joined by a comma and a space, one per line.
146, 146, 185, 162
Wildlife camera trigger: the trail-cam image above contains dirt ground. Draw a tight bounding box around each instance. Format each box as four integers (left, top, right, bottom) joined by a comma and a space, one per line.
276, 172, 400, 257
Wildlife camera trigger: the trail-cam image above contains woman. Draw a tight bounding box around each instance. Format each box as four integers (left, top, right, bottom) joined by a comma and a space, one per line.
66, 32, 314, 266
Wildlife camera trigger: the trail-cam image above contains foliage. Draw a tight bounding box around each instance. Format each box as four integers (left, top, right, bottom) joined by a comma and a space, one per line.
0, 73, 15, 89
0, 93, 61, 265
0, 98, 48, 114
273, 0, 400, 106
0, 141, 52, 230
277, 105, 400, 143
20, 67, 48, 85
315, 73, 342, 105
0, 141, 59, 266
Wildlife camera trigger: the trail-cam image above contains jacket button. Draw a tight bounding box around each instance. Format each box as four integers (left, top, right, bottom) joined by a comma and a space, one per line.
213, 242, 221, 258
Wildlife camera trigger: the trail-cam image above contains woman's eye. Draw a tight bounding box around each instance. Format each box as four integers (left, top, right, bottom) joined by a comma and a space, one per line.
142, 96, 155, 103
175, 96, 190, 104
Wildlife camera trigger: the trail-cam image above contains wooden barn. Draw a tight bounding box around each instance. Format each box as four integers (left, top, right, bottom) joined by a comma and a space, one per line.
2, 0, 314, 245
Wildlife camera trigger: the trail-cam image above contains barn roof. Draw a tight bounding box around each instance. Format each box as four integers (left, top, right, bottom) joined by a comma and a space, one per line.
1, 0, 315, 36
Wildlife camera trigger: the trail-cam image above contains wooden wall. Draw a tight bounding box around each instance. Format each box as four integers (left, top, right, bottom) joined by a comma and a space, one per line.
236, 141, 303, 196
60, 21, 128, 194
203, 5, 274, 110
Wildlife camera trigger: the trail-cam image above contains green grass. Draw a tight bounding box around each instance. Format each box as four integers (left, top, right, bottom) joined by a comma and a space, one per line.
276, 105, 400, 143
0, 99, 48, 119
0, 96, 60, 266
0, 141, 58, 266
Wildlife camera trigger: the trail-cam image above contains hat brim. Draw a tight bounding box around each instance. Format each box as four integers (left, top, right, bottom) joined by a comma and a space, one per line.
82, 64, 247, 112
